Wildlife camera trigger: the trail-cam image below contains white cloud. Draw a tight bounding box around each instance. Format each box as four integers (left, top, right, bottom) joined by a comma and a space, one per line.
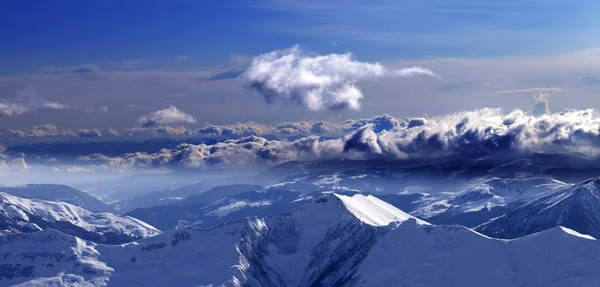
2, 125, 102, 138
198, 122, 269, 137
138, 105, 197, 127
492, 87, 564, 94
0, 103, 29, 117
43, 102, 71, 110
174, 55, 189, 63
241, 45, 435, 111
122, 126, 195, 137
85, 106, 108, 113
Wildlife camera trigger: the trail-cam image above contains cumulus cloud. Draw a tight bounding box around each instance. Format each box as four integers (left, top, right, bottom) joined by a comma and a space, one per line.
273, 120, 341, 135
342, 114, 403, 133
532, 92, 550, 116
122, 126, 195, 137
80, 104, 600, 171
138, 105, 197, 127
0, 86, 73, 115
198, 122, 269, 137
79, 135, 343, 170
241, 45, 435, 111
0, 103, 29, 117
1, 125, 102, 138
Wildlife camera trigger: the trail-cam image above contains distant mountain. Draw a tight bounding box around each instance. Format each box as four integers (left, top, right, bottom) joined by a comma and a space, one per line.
0, 184, 114, 213
126, 187, 314, 230
267, 164, 485, 195
4, 193, 600, 287
0, 192, 159, 244
116, 180, 261, 213
73, 172, 208, 209
476, 176, 600, 239
412, 177, 567, 227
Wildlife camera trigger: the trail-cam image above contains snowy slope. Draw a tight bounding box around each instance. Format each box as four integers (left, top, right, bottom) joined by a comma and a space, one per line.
0, 192, 159, 244
0, 230, 112, 286
0, 184, 114, 213
476, 176, 600, 239
127, 188, 317, 230
411, 177, 567, 226
5, 193, 600, 287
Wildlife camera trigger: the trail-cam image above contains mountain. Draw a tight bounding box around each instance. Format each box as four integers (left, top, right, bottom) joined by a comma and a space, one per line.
411, 177, 567, 227
3, 193, 600, 287
126, 187, 315, 230
476, 176, 600, 239
0, 192, 159, 244
0, 184, 114, 213
116, 180, 261, 213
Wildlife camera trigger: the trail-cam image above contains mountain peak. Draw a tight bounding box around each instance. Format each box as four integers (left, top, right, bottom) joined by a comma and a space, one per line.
331, 193, 429, 226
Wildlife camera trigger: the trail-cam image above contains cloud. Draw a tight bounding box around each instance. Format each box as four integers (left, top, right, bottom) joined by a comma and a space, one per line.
532, 92, 551, 116
207, 55, 251, 81
10, 158, 29, 170
241, 45, 435, 111
2, 125, 102, 138
492, 87, 563, 94
137, 105, 197, 127
85, 106, 108, 113
394, 66, 438, 77
174, 56, 190, 63
80, 135, 343, 170
108, 128, 120, 136
38, 64, 100, 76
0, 103, 29, 117
0, 86, 73, 115
43, 102, 72, 110
80, 102, 600, 170
273, 120, 341, 135
198, 122, 269, 137
77, 128, 102, 138
122, 126, 195, 137
342, 114, 403, 133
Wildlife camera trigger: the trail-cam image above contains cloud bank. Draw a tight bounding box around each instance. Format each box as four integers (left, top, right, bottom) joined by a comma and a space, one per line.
241, 45, 435, 111
79, 106, 600, 170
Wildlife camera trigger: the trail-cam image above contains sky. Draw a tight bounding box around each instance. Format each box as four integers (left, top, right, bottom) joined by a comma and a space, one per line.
1, 0, 600, 139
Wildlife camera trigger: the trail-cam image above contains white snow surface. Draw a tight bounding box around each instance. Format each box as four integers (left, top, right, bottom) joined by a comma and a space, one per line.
3, 192, 600, 287
0, 192, 160, 239
335, 193, 429, 226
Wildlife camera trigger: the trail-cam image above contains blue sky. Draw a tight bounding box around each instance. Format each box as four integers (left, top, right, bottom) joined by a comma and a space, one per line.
2, 0, 600, 74
1, 0, 600, 135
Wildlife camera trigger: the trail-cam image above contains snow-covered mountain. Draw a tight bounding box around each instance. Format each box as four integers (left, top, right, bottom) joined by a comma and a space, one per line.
4, 193, 600, 287
476, 176, 600, 239
0, 192, 159, 244
411, 177, 567, 226
0, 184, 114, 213
126, 188, 316, 230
